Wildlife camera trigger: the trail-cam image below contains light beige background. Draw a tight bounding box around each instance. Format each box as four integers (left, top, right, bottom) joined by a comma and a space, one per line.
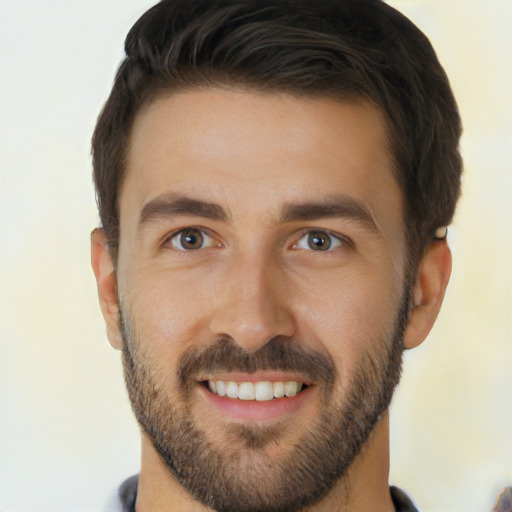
0, 1, 510, 511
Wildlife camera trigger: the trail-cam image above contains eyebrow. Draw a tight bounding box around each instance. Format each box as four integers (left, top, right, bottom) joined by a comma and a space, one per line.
138, 193, 229, 227
138, 192, 380, 234
280, 196, 379, 233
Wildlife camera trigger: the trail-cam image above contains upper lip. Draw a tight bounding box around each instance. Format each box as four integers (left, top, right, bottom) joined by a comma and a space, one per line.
198, 371, 314, 386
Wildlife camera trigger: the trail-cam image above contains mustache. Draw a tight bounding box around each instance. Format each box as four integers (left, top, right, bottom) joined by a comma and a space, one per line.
177, 337, 336, 386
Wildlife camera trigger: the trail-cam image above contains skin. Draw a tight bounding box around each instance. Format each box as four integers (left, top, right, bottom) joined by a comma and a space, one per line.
92, 89, 452, 511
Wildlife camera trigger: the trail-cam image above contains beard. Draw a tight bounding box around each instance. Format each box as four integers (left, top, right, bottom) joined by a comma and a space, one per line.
120, 294, 408, 512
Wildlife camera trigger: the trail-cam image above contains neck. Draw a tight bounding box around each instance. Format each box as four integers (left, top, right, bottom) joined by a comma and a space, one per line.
309, 411, 395, 512
135, 412, 394, 512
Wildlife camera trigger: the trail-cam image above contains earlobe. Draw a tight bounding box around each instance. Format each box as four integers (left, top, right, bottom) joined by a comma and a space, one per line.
404, 239, 452, 349
91, 228, 123, 350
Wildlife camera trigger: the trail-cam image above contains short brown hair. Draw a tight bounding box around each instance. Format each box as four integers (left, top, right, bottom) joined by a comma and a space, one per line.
92, 0, 462, 265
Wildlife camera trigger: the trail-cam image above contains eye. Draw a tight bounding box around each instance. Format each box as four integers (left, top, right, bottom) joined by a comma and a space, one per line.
167, 228, 220, 251
294, 230, 344, 252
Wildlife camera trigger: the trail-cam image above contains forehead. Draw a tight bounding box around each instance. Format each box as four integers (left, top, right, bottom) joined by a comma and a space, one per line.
121, 88, 403, 235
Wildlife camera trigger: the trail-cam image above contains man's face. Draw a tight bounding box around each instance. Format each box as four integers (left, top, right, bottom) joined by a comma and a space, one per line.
114, 89, 409, 511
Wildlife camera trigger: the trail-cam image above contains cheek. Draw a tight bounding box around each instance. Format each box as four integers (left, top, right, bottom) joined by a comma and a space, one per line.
121, 267, 216, 357
294, 268, 400, 368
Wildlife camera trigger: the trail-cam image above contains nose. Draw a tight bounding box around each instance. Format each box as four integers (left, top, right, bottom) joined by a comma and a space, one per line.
209, 254, 296, 353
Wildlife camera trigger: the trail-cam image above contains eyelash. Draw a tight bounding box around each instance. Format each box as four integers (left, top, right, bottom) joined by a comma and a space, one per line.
165, 227, 221, 251
292, 230, 349, 252
163, 227, 350, 253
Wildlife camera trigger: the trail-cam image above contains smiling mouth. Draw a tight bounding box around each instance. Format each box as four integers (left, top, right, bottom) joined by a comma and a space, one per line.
204, 380, 306, 401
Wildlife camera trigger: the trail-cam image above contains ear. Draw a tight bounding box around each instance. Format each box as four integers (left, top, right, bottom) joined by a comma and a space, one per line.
404, 239, 452, 349
91, 228, 123, 350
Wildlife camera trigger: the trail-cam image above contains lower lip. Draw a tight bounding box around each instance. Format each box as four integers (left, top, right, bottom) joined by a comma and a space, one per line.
198, 385, 314, 421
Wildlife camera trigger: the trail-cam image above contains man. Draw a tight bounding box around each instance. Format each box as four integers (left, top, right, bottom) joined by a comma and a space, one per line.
90, 1, 461, 511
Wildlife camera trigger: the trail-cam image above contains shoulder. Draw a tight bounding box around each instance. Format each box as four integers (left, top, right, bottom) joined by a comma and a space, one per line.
102, 475, 139, 512
390, 486, 420, 512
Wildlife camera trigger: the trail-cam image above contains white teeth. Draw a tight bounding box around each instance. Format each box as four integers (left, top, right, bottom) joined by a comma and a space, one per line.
226, 381, 239, 399
273, 381, 285, 398
239, 382, 256, 400
207, 379, 304, 401
285, 381, 302, 397
216, 380, 226, 397
285, 381, 297, 397
255, 381, 274, 401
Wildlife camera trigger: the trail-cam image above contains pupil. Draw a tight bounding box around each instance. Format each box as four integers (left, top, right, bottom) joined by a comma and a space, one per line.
181, 229, 203, 250
308, 231, 331, 251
